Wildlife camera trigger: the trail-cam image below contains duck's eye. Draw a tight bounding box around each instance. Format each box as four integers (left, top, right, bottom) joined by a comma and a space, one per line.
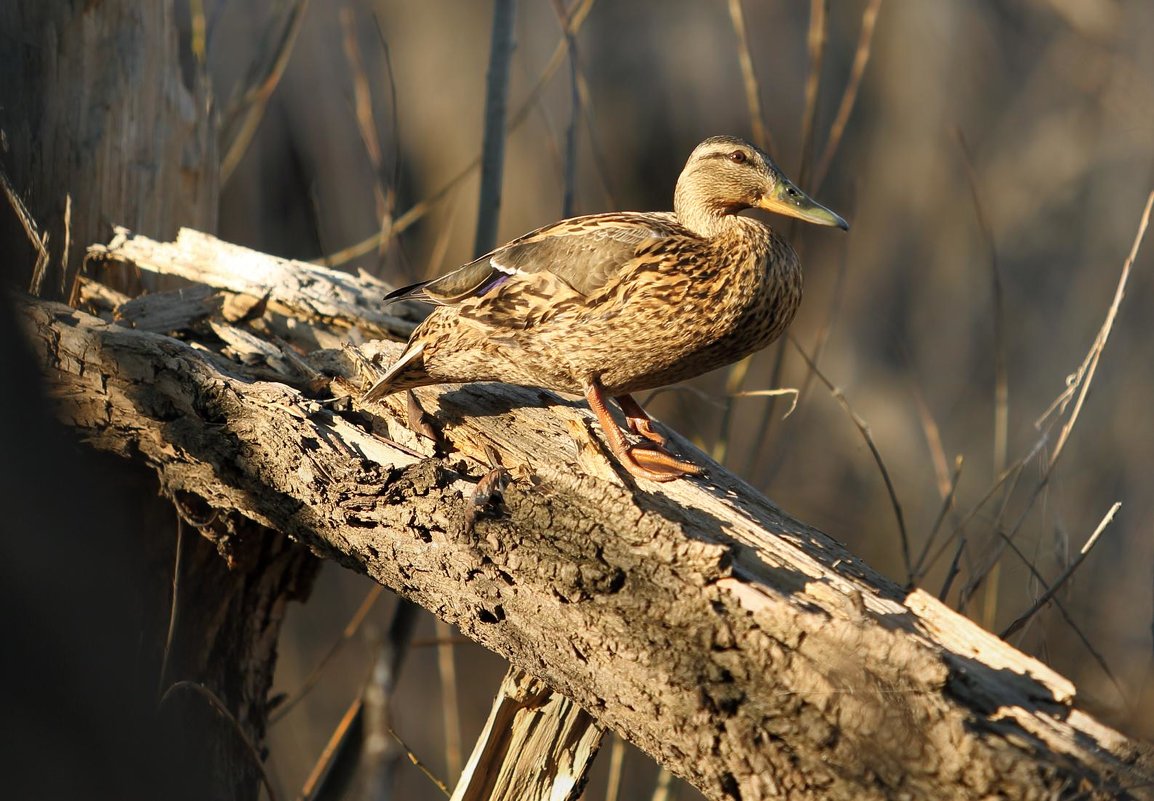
728, 150, 748, 164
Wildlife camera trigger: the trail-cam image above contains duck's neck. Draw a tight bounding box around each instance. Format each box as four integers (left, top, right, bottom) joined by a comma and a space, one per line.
673, 182, 745, 239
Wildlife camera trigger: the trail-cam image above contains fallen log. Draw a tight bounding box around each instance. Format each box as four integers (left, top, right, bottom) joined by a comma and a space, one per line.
19, 228, 1154, 800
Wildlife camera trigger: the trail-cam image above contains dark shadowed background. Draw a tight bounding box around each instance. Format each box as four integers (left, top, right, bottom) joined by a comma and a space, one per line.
71, 0, 1154, 797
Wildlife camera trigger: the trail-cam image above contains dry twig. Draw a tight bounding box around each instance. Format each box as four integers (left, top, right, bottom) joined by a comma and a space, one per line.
1001, 502, 1121, 640
160, 681, 281, 801
791, 337, 912, 583
960, 190, 1154, 606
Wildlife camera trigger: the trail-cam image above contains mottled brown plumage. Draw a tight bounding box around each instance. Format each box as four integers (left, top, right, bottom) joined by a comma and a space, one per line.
364, 136, 847, 481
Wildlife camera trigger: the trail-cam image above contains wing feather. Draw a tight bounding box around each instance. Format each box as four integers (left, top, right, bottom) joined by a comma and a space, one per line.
384, 212, 690, 307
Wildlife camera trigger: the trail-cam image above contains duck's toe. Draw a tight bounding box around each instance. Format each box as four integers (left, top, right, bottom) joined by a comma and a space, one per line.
624, 445, 703, 482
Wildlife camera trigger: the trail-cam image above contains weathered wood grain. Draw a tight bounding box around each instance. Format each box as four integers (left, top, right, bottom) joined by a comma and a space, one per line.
21, 246, 1154, 799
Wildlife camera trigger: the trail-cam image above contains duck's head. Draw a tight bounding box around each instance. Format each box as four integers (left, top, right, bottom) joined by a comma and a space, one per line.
674, 135, 848, 237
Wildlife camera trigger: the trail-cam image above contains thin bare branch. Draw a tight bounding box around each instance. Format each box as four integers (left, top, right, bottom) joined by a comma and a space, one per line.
159, 681, 281, 801
298, 693, 364, 801
574, 69, 617, 208
390, 722, 452, 797
423, 189, 463, 280
938, 537, 966, 602
790, 337, 912, 583
1001, 502, 1121, 640
761, 199, 855, 478
158, 519, 184, 700
912, 455, 964, 584
371, 13, 405, 267
340, 7, 390, 234
923, 435, 1047, 585
994, 525, 1129, 704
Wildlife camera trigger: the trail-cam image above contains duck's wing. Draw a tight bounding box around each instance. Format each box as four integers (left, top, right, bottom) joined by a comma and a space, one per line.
384, 212, 686, 305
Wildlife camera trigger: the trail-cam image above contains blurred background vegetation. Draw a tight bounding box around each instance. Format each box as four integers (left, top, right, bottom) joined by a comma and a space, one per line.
192, 0, 1154, 797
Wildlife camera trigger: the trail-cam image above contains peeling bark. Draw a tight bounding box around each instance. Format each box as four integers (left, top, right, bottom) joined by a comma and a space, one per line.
19, 233, 1154, 800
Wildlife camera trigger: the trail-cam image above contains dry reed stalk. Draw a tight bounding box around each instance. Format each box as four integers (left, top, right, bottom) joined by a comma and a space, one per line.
960, 190, 1154, 607
797, 0, 828, 191
270, 584, 384, 724
812, 0, 882, 192
549, 0, 582, 218
220, 0, 311, 184
2, 169, 50, 295
911, 455, 964, 585
189, 0, 207, 63
956, 130, 1009, 629
474, 0, 518, 257
911, 381, 954, 500
603, 734, 626, 801
435, 618, 463, 781
324, 0, 598, 269
726, 0, 772, 156
341, 7, 400, 273
649, 766, 674, 801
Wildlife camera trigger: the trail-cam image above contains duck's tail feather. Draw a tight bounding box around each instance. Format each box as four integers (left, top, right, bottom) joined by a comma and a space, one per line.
362, 343, 429, 401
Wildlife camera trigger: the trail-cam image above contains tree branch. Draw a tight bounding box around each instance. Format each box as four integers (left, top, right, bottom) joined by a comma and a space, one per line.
20, 229, 1154, 801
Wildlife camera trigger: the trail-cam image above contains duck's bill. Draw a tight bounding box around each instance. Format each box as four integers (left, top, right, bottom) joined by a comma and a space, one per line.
758, 179, 849, 230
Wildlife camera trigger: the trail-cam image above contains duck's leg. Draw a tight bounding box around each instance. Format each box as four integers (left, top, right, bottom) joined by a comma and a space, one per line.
584, 380, 701, 482
614, 393, 667, 446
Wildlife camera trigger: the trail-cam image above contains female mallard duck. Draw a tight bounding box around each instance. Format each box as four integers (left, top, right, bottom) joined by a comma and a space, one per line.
364, 135, 847, 482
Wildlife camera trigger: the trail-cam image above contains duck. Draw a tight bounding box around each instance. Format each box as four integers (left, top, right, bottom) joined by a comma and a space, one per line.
363, 135, 847, 482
